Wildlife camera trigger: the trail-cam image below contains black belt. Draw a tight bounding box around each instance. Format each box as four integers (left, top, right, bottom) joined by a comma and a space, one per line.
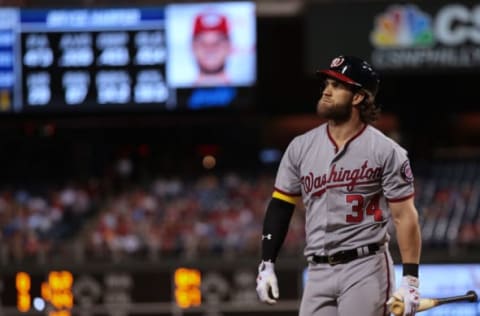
310, 243, 381, 266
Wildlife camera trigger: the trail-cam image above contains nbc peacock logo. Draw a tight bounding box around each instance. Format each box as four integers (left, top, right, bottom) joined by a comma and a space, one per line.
370, 4, 434, 48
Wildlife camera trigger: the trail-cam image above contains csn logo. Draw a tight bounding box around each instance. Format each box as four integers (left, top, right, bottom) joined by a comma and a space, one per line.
371, 4, 480, 48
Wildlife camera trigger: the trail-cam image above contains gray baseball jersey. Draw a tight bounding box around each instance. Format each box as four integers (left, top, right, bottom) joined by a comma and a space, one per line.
274, 123, 415, 257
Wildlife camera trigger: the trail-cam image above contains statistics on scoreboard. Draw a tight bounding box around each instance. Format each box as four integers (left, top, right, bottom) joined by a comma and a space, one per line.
20, 8, 171, 113
0, 2, 256, 114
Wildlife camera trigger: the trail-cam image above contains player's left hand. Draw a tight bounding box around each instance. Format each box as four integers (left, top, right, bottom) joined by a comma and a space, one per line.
387, 275, 420, 316
256, 260, 279, 304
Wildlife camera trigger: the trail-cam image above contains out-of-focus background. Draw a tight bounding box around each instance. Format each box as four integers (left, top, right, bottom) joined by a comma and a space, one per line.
0, 0, 479, 315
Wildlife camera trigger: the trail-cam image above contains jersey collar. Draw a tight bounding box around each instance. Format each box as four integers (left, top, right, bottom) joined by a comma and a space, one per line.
327, 123, 367, 153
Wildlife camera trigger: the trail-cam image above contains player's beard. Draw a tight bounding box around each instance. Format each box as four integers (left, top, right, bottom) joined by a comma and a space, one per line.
317, 99, 353, 123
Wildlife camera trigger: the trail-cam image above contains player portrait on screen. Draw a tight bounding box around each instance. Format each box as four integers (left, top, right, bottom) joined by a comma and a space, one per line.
165, 2, 256, 88
191, 12, 231, 86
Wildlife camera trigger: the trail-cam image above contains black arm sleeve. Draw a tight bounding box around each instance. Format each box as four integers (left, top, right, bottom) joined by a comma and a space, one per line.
261, 197, 295, 262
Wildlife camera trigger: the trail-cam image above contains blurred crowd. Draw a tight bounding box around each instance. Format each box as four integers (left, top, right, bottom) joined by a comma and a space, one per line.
0, 182, 97, 263
85, 172, 304, 262
1, 162, 480, 264
0, 172, 305, 264
415, 161, 480, 250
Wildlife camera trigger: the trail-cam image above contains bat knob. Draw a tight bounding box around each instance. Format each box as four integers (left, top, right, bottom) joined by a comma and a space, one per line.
389, 300, 404, 316
466, 290, 478, 302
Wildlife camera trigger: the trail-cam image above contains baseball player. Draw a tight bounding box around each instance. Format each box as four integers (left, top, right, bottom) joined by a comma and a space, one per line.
191, 12, 232, 86
256, 55, 422, 316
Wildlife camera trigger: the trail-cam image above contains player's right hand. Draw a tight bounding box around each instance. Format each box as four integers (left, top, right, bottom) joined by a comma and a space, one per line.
256, 260, 279, 304
387, 275, 420, 316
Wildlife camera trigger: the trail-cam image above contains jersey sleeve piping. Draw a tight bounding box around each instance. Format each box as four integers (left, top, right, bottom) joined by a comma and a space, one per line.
273, 187, 301, 197
273, 187, 301, 205
387, 192, 415, 203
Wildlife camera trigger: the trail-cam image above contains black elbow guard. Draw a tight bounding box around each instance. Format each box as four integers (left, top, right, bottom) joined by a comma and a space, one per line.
261, 198, 295, 262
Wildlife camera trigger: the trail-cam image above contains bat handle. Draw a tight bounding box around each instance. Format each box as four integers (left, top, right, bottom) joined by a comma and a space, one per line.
389, 301, 404, 316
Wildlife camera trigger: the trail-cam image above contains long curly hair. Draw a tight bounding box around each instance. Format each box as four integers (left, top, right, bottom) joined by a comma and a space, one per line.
357, 91, 380, 124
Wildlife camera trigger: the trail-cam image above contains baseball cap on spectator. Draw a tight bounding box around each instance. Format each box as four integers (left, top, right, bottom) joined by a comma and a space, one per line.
193, 12, 229, 38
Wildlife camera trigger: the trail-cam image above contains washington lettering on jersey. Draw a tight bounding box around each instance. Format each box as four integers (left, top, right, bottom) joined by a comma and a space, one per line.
301, 160, 383, 196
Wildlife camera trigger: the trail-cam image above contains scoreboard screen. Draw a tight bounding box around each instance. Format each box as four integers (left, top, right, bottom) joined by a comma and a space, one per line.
20, 8, 170, 113
0, 2, 256, 114
0, 9, 18, 112
0, 266, 300, 316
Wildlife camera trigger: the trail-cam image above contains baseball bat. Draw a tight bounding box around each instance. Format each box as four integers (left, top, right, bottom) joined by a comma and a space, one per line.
390, 290, 478, 316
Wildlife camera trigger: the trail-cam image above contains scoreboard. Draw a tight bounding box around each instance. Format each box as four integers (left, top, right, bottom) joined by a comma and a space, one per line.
0, 9, 18, 112
0, 3, 256, 114
0, 266, 301, 316
21, 8, 170, 113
